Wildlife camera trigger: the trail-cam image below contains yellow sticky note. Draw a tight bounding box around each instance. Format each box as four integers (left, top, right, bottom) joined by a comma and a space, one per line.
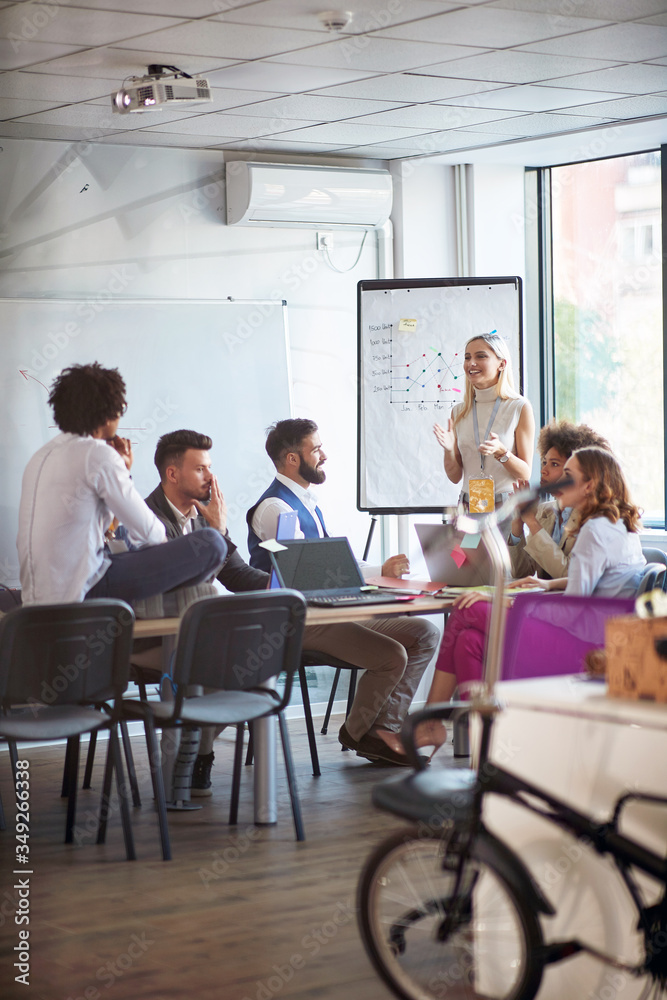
398, 318, 417, 332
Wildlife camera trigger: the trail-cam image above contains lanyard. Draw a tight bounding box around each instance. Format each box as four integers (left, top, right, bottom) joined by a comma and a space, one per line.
472, 396, 502, 472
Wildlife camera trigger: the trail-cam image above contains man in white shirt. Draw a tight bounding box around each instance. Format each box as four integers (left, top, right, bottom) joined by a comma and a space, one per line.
17, 363, 226, 605
247, 418, 439, 766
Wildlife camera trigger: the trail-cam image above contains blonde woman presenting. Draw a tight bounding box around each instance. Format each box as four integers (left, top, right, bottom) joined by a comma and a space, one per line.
434, 333, 535, 512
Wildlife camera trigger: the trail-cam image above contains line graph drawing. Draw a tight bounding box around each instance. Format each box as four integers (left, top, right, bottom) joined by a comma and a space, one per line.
390, 339, 464, 404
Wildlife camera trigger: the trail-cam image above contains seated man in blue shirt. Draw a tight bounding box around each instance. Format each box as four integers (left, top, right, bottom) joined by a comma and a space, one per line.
508, 419, 610, 580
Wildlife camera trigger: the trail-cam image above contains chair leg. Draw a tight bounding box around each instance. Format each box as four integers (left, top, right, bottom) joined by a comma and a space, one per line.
229, 724, 245, 826
278, 713, 305, 843
340, 669, 359, 752
320, 667, 341, 735
61, 736, 77, 796
8, 740, 19, 789
64, 736, 80, 844
82, 730, 97, 789
245, 727, 253, 766
109, 726, 136, 861
142, 715, 171, 861
298, 664, 321, 777
120, 720, 141, 807
97, 727, 116, 846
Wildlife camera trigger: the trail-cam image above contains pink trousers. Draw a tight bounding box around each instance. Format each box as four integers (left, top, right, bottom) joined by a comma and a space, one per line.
434, 600, 492, 689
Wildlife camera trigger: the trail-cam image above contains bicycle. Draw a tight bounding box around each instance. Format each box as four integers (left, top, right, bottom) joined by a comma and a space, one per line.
357, 495, 667, 1000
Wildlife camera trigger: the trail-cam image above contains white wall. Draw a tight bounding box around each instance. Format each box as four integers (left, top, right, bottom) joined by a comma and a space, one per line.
0, 138, 381, 567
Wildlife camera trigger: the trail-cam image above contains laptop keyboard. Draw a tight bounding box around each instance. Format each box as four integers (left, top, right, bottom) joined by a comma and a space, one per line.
307, 592, 401, 607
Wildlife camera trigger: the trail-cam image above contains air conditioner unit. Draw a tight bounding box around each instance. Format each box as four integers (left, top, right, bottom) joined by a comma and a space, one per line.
225, 161, 393, 229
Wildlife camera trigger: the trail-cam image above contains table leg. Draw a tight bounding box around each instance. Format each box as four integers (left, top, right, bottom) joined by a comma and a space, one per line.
253, 716, 277, 825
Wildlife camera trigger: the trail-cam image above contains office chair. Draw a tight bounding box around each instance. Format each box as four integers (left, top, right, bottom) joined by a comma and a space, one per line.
124, 590, 308, 844
637, 563, 667, 596
641, 545, 667, 568
501, 593, 635, 681
0, 600, 139, 859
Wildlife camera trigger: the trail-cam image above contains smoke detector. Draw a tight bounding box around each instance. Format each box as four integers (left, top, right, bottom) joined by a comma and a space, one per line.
318, 10, 353, 31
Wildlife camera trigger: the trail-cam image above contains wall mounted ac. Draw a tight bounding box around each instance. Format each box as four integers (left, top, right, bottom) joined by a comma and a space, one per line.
225, 161, 393, 229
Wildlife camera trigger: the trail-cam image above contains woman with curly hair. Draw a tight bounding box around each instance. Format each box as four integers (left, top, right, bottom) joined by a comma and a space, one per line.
508, 419, 610, 581
415, 445, 645, 754
522, 445, 645, 597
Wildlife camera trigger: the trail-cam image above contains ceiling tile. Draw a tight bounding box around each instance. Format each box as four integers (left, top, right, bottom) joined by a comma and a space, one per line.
0, 121, 125, 140
416, 50, 620, 84
264, 121, 438, 144
488, 0, 667, 18
377, 6, 610, 47
563, 94, 667, 118
213, 0, 460, 32
215, 138, 348, 153
92, 130, 244, 147
65, 0, 233, 13
140, 112, 316, 137
0, 5, 181, 47
444, 84, 623, 112
0, 39, 84, 72
0, 71, 120, 102
270, 37, 486, 74
547, 63, 667, 94
17, 47, 236, 80
117, 20, 328, 61
464, 111, 614, 135
14, 102, 202, 130
314, 74, 507, 103
205, 62, 381, 93
229, 94, 410, 121
347, 104, 525, 129
0, 97, 71, 119
519, 23, 667, 61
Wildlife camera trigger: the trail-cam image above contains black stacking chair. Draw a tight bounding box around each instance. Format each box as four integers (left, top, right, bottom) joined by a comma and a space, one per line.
124, 590, 308, 844
0, 600, 140, 859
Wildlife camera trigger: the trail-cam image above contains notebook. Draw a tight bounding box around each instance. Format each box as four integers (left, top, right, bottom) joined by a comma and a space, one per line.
268, 537, 411, 607
414, 523, 494, 588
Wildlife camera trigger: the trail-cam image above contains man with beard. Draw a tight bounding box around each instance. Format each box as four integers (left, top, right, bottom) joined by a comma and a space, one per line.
247, 419, 439, 766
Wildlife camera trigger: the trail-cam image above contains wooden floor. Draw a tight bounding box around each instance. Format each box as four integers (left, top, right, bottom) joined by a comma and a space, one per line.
0, 716, 465, 1000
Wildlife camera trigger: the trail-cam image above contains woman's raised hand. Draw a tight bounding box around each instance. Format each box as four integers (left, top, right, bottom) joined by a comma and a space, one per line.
434, 419, 455, 452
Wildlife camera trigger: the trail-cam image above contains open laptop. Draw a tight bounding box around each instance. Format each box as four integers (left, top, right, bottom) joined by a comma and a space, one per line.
268, 510, 299, 590
268, 537, 411, 607
414, 523, 494, 588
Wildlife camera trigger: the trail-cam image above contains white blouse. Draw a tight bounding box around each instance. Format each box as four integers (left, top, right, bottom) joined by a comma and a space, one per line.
454, 385, 526, 495
565, 516, 645, 598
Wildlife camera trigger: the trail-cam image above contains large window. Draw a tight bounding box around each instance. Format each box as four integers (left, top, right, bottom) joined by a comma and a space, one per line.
550, 150, 663, 524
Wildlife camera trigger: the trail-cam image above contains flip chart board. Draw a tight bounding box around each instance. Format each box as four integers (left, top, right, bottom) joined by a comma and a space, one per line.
357, 277, 523, 513
0, 297, 291, 586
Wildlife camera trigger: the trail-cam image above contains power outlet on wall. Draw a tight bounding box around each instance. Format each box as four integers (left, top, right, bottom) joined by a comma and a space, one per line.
317, 232, 334, 250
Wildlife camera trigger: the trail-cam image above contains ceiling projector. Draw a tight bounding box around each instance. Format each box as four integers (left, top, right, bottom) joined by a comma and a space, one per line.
111, 64, 212, 114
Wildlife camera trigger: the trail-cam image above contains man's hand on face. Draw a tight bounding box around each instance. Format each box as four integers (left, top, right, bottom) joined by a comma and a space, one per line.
193, 474, 227, 534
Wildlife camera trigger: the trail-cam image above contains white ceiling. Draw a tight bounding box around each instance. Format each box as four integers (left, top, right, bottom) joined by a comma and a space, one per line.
0, 0, 666, 164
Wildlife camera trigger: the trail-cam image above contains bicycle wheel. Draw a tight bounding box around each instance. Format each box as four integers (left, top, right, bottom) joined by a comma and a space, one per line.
358, 826, 545, 1000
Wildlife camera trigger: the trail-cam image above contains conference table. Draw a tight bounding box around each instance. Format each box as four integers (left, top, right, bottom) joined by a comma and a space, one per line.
132, 585, 453, 825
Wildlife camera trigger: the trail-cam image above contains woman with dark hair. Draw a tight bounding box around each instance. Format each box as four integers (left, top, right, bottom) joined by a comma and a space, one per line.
434, 333, 535, 512
416, 445, 645, 754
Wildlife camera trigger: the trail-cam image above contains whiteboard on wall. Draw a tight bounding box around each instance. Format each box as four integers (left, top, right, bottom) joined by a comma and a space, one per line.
0, 298, 292, 586
357, 277, 523, 513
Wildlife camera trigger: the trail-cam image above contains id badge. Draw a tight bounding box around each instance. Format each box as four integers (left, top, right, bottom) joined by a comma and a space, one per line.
468, 477, 495, 513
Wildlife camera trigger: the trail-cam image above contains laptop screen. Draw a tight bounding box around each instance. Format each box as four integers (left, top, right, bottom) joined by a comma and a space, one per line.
268, 510, 299, 589
271, 537, 365, 592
